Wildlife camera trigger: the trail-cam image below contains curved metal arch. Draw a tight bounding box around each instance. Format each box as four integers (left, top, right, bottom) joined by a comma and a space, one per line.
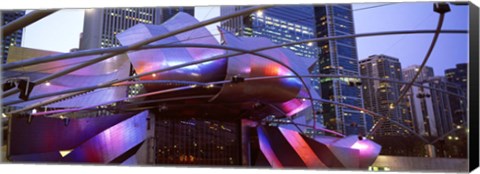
2, 29, 466, 99
34, 84, 221, 117
6, 44, 318, 130
246, 74, 466, 99
1, 5, 272, 98
4, 29, 466, 138
394, 13, 445, 107
303, 97, 430, 144
28, 77, 340, 137
6, 72, 460, 142
2, 30, 467, 71
3, 44, 464, 136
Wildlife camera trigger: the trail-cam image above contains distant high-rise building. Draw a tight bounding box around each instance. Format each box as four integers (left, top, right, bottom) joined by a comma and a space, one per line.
220, 5, 320, 135
444, 63, 468, 126
402, 65, 434, 82
80, 8, 162, 50
408, 77, 460, 137
359, 54, 410, 136
402, 65, 435, 137
80, 7, 194, 50
220, 6, 318, 59
445, 63, 467, 92
313, 5, 366, 135
162, 7, 194, 22
425, 77, 460, 136
2, 11, 25, 63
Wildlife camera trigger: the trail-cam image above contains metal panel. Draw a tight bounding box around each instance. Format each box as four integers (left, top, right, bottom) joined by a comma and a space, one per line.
278, 127, 326, 167
3, 48, 130, 108
116, 13, 227, 93
62, 110, 148, 163
8, 113, 136, 156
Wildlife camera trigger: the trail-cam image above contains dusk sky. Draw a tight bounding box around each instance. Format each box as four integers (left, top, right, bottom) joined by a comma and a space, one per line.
353, 2, 469, 76
20, 2, 469, 76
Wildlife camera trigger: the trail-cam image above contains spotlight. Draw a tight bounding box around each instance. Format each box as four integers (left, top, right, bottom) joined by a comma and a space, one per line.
358, 133, 364, 140
434, 2, 451, 14
358, 135, 364, 140
256, 10, 263, 17
231, 75, 245, 84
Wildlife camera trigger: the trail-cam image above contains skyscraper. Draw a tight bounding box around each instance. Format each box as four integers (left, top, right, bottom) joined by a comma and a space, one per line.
221, 6, 318, 59
2, 11, 25, 63
220, 6, 320, 135
313, 5, 366, 135
444, 63, 468, 126
445, 63, 467, 93
407, 76, 461, 137
402, 65, 434, 82
359, 54, 408, 135
162, 7, 195, 22
402, 65, 436, 137
80, 8, 162, 50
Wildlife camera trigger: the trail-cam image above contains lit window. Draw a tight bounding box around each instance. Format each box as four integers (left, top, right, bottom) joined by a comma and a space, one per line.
256, 10, 263, 17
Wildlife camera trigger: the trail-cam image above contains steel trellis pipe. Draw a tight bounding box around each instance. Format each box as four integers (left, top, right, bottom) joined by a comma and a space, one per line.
371, 12, 447, 136
303, 97, 430, 144
1, 10, 58, 37
6, 44, 318, 128
1, 5, 272, 98
2, 30, 467, 71
394, 13, 446, 108
3, 73, 465, 106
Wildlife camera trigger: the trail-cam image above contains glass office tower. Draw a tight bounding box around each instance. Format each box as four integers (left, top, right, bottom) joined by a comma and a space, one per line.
221, 6, 318, 59
313, 5, 367, 135
2, 11, 25, 63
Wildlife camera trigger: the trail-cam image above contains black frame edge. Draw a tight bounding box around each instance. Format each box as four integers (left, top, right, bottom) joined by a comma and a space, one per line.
469, 1, 480, 172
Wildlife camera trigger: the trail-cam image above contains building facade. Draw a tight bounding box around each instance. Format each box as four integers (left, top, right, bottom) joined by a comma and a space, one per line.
359, 54, 409, 136
80, 7, 194, 50
425, 77, 458, 136
313, 5, 367, 135
445, 63, 467, 92
2, 11, 25, 63
162, 7, 194, 22
402, 65, 435, 136
444, 63, 468, 126
220, 5, 321, 135
402, 65, 434, 82
80, 8, 162, 50
221, 6, 318, 59
407, 77, 460, 138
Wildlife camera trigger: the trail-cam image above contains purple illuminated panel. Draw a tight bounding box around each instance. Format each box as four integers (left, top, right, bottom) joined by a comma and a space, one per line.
116, 13, 226, 92
62, 111, 148, 163
255, 126, 381, 169
257, 126, 283, 168
329, 135, 382, 168
9, 113, 136, 156
278, 127, 326, 168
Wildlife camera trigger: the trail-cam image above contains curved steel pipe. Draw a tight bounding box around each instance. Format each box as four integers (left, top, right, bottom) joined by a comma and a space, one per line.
1, 5, 272, 98
5, 44, 318, 128
303, 97, 430, 144
394, 13, 446, 107
2, 30, 467, 71
2, 10, 57, 37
